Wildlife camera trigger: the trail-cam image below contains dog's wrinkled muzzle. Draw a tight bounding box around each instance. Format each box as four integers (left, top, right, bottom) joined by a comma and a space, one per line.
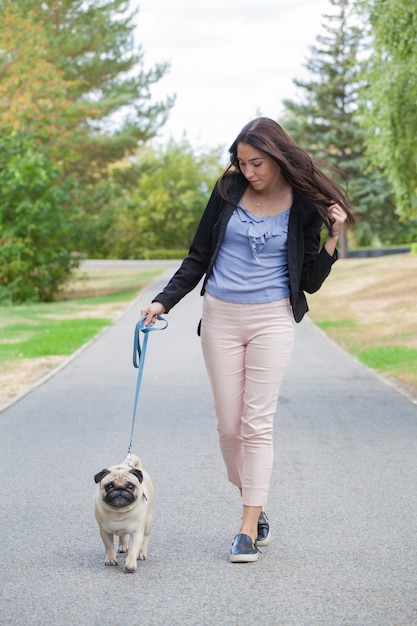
105, 488, 136, 508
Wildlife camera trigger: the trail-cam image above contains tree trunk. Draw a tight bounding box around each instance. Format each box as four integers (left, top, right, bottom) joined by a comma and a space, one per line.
339, 227, 348, 258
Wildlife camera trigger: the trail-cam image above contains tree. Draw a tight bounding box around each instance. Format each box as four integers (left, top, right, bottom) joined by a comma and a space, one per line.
0, 2, 175, 298
358, 0, 417, 218
4, 0, 174, 179
0, 134, 81, 303
280, 0, 403, 249
0, 8, 86, 302
0, 6, 85, 160
96, 139, 223, 259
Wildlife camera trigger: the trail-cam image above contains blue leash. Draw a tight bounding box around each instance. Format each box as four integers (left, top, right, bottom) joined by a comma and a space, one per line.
126, 315, 168, 464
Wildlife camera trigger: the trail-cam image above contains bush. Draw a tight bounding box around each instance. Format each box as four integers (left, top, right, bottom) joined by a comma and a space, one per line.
0, 135, 81, 303
141, 248, 187, 260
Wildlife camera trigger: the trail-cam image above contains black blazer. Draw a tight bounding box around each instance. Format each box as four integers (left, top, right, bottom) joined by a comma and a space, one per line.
153, 177, 337, 323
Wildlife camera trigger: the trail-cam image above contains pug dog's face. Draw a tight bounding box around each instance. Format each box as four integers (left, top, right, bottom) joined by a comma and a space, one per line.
94, 466, 144, 509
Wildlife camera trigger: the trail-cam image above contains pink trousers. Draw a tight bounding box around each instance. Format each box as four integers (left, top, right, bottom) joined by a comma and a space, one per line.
200, 293, 294, 506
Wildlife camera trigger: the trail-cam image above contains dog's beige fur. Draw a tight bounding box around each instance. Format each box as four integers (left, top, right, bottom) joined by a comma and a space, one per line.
94, 454, 153, 572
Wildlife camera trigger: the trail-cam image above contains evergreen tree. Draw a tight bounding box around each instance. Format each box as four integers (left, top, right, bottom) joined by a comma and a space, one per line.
5, 0, 174, 180
280, 0, 403, 250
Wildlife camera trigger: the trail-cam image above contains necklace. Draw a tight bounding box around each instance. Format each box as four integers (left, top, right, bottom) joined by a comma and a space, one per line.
252, 188, 292, 217
254, 196, 277, 217
255, 201, 267, 217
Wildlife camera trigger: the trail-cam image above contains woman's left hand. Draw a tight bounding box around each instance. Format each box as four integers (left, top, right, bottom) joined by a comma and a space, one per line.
324, 200, 349, 256
328, 200, 348, 238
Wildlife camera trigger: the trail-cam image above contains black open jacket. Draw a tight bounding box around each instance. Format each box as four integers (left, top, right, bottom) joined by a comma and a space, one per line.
153, 176, 337, 323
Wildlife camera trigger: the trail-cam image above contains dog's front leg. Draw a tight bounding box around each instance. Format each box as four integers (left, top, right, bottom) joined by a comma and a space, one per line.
99, 527, 118, 566
124, 530, 145, 572
118, 535, 128, 553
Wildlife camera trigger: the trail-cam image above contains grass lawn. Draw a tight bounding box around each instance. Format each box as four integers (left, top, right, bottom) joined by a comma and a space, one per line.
308, 252, 417, 399
0, 264, 165, 407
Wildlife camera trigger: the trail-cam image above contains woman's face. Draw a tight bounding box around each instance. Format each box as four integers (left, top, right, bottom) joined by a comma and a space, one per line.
236, 142, 282, 193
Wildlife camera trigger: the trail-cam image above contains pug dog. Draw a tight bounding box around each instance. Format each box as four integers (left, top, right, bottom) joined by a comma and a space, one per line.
94, 454, 153, 572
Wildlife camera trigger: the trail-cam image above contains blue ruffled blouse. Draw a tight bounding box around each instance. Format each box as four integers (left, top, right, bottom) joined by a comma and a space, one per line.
205, 203, 291, 304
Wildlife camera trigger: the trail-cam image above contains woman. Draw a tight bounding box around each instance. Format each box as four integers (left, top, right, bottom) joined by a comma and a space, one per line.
142, 117, 356, 563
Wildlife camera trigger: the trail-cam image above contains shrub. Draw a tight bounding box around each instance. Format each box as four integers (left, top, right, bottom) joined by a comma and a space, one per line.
0, 135, 81, 303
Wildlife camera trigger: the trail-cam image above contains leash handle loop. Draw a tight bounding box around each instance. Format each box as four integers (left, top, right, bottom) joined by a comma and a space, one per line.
133, 315, 168, 368
128, 315, 168, 456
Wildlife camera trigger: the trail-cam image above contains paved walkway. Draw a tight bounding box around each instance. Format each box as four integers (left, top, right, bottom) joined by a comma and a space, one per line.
1, 269, 417, 625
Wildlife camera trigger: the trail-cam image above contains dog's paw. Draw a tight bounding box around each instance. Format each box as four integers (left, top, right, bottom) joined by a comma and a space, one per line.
118, 545, 128, 554
138, 551, 147, 561
124, 561, 137, 573
104, 557, 118, 566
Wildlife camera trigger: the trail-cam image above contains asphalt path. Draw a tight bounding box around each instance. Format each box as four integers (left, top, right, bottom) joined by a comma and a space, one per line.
1, 266, 417, 626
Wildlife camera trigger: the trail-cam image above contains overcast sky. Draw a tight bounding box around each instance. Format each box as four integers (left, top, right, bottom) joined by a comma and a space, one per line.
136, 0, 334, 152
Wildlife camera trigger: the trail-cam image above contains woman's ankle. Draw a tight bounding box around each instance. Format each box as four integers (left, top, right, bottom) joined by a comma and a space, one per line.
239, 504, 262, 542
238, 526, 257, 542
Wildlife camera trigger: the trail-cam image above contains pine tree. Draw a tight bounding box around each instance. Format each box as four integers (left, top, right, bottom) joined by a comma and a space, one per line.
6, 0, 174, 180
280, 0, 401, 250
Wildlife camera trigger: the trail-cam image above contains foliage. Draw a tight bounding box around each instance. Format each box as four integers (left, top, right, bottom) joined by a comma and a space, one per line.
0, 134, 81, 303
0, 6, 85, 161
141, 248, 188, 260
0, 2, 173, 300
280, 0, 409, 248
357, 0, 417, 218
4, 0, 174, 180
92, 139, 223, 259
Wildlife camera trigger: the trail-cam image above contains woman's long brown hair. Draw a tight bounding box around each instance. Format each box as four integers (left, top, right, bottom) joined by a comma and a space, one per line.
218, 117, 357, 231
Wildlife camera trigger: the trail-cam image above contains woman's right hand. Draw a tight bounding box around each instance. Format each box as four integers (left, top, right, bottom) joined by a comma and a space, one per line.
141, 301, 166, 326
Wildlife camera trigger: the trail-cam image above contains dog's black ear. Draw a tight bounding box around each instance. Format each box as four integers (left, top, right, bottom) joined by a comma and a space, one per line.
130, 468, 143, 483
94, 469, 110, 484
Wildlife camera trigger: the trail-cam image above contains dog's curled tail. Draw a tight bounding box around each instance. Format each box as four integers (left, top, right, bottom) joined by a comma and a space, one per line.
124, 453, 142, 469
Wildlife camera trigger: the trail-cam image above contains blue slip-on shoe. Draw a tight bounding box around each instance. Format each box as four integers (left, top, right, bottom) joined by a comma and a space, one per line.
256, 510, 271, 546
230, 533, 258, 563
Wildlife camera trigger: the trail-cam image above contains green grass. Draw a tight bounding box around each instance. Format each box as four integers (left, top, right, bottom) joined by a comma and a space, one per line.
0, 318, 110, 362
0, 266, 165, 370
63, 288, 142, 305
316, 319, 356, 330
358, 346, 417, 377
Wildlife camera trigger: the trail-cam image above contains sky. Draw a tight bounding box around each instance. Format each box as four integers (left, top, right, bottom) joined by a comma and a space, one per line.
135, 0, 334, 152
